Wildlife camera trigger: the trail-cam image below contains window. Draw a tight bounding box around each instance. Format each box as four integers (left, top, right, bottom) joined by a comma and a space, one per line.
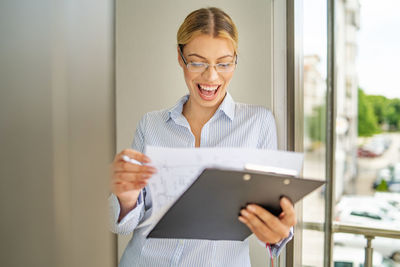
333, 0, 400, 265
299, 0, 400, 265
302, 0, 327, 266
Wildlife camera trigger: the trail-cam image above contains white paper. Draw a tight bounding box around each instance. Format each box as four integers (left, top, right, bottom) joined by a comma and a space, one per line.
138, 146, 304, 234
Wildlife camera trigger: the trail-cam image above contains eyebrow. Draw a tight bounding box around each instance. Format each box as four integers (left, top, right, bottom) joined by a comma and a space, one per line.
187, 53, 234, 60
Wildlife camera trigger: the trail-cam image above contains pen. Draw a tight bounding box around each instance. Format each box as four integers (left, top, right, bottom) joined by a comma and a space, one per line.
122, 155, 145, 204
122, 155, 142, 165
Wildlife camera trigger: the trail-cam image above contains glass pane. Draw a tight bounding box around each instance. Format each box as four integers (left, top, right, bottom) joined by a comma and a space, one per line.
302, 0, 327, 266
333, 0, 400, 266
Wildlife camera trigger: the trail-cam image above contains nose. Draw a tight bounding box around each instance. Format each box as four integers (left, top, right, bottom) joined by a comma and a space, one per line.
202, 65, 219, 81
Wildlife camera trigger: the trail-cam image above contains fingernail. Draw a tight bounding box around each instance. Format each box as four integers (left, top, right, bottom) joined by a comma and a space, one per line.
281, 197, 291, 205
143, 156, 151, 163
238, 216, 245, 223
247, 205, 255, 212
241, 209, 249, 216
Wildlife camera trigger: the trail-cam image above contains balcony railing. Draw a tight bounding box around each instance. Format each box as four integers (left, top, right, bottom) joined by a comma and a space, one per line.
302, 221, 400, 267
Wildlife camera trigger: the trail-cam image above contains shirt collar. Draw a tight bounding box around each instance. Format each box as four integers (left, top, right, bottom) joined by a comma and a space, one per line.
217, 92, 235, 121
165, 92, 236, 122
165, 95, 189, 122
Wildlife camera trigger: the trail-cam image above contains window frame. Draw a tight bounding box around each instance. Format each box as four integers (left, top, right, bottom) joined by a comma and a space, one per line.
284, 0, 305, 265
283, 0, 337, 266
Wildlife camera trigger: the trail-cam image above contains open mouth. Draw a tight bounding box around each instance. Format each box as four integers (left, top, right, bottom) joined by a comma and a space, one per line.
197, 84, 221, 100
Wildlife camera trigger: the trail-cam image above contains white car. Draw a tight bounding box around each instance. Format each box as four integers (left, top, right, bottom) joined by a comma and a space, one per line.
333, 245, 386, 267
374, 164, 400, 193
335, 196, 400, 227
374, 192, 400, 210
334, 233, 400, 263
337, 195, 400, 213
335, 206, 399, 230
335, 195, 400, 263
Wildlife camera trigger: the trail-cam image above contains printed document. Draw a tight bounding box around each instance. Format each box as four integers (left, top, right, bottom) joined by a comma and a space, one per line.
139, 146, 304, 235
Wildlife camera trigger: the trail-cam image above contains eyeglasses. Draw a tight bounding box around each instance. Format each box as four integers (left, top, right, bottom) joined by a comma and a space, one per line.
179, 45, 237, 73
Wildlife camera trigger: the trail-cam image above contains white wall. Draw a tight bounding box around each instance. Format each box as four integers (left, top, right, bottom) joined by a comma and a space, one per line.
116, 0, 277, 265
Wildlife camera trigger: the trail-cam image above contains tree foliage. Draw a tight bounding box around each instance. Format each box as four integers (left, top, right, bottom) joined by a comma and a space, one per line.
387, 98, 400, 130
376, 179, 388, 192
361, 89, 400, 133
306, 88, 400, 141
358, 88, 379, 136
365, 94, 389, 125
306, 104, 326, 143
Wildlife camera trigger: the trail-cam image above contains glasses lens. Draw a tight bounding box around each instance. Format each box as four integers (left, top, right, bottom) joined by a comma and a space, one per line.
187, 62, 236, 73
215, 63, 235, 72
187, 63, 207, 72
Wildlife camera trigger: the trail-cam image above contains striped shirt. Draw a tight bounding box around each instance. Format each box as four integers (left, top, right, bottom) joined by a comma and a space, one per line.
109, 93, 293, 267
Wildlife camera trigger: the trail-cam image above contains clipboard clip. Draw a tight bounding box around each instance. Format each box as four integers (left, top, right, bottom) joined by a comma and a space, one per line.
244, 164, 298, 177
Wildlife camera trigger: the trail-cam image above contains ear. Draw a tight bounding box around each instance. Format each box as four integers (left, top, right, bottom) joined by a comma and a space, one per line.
177, 46, 184, 68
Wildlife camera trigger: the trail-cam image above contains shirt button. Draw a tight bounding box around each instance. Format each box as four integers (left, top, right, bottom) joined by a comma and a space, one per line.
179, 240, 183, 245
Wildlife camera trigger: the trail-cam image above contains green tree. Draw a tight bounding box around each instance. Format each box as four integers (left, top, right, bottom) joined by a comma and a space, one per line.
366, 94, 388, 125
358, 88, 379, 136
376, 179, 388, 192
386, 98, 400, 130
306, 104, 326, 143
364, 93, 400, 131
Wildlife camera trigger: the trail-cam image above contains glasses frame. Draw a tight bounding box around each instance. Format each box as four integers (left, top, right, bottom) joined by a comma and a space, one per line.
178, 45, 238, 73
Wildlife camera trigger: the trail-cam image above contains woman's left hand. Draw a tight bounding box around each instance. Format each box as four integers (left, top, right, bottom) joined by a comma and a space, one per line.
238, 197, 296, 244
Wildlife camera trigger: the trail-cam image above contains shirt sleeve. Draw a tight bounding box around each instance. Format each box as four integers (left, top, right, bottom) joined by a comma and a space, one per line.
108, 193, 145, 235
255, 227, 294, 257
270, 227, 294, 257
108, 114, 149, 234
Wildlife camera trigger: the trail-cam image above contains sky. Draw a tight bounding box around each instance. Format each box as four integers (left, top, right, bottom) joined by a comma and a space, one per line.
357, 0, 400, 99
303, 0, 327, 78
304, 0, 400, 99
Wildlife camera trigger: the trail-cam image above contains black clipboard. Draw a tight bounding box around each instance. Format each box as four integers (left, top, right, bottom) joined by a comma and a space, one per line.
147, 168, 324, 241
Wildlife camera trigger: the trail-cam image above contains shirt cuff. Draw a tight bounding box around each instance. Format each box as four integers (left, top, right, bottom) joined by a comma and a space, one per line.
108, 192, 145, 235
256, 227, 294, 257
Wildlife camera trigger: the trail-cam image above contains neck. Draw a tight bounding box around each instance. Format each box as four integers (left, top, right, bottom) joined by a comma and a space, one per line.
182, 97, 222, 125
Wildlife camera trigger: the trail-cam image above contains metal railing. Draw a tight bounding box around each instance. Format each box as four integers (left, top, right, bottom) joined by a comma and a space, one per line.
302, 221, 400, 267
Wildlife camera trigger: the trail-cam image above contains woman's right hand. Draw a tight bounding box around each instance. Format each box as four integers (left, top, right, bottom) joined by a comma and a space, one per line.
111, 149, 157, 220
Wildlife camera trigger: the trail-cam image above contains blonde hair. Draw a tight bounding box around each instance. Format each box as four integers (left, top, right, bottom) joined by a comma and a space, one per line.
177, 7, 238, 53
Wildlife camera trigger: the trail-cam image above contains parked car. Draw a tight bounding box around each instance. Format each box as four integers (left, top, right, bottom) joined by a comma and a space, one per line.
358, 134, 391, 158
334, 234, 400, 263
335, 205, 399, 229
333, 245, 388, 267
373, 163, 400, 192
375, 134, 392, 150
358, 147, 381, 157
374, 192, 400, 210
335, 195, 400, 262
336, 195, 400, 222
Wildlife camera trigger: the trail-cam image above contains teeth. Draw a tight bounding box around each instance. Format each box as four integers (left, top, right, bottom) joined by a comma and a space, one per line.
199, 84, 219, 91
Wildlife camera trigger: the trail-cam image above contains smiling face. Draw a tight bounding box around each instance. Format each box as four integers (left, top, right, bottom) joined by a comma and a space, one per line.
178, 34, 236, 112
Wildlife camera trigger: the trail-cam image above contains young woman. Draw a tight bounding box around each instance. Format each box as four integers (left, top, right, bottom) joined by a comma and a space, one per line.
110, 7, 296, 266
